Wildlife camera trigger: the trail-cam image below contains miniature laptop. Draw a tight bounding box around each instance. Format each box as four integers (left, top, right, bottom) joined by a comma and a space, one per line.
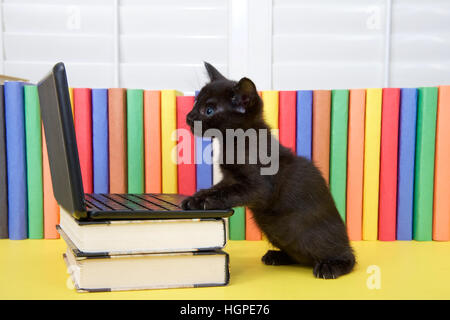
37, 62, 233, 221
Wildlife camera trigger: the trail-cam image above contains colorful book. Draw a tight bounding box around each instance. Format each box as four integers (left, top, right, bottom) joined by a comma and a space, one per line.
196, 136, 213, 191
279, 91, 296, 152
42, 127, 60, 239
73, 88, 93, 193
362, 88, 382, 240
244, 92, 264, 241
378, 88, 400, 241
91, 89, 109, 194
0, 85, 8, 238
413, 87, 438, 241
4, 81, 27, 240
161, 90, 182, 194
24, 85, 44, 239
262, 91, 279, 136
329, 90, 349, 222
176, 96, 196, 196
312, 90, 331, 183
108, 88, 127, 193
396, 88, 418, 240
194, 89, 212, 193
296, 90, 313, 160
144, 90, 162, 193
126, 89, 144, 194
346, 89, 366, 241
229, 206, 245, 240
245, 208, 262, 241
433, 86, 450, 241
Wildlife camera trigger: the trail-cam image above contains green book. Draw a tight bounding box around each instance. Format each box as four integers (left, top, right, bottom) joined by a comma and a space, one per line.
127, 89, 144, 193
229, 207, 245, 240
24, 85, 43, 239
413, 87, 438, 241
329, 90, 349, 222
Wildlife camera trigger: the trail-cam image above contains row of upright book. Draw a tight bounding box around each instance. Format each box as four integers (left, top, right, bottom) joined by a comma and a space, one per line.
0, 83, 449, 241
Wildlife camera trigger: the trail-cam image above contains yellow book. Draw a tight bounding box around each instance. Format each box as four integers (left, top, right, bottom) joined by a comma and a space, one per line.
69, 87, 74, 116
261, 91, 278, 241
161, 90, 183, 193
362, 88, 382, 240
262, 91, 279, 137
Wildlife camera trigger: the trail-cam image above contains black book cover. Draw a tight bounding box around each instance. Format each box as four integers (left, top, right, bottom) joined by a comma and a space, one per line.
0, 85, 8, 238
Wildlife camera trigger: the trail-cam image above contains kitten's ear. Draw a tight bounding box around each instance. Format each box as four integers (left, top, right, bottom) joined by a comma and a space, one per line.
231, 77, 257, 114
204, 61, 226, 82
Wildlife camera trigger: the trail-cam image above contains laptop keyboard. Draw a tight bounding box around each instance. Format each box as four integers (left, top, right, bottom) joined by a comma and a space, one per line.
84, 194, 184, 212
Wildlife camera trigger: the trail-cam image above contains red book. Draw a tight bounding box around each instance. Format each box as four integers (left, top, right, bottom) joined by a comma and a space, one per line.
279, 91, 296, 152
73, 88, 93, 193
378, 88, 400, 241
176, 96, 196, 195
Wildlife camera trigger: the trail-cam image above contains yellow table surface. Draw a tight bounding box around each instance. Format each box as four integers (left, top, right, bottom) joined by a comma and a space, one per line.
0, 239, 449, 299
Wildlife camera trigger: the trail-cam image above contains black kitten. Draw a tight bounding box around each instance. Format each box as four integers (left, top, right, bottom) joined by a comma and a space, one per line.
182, 62, 355, 279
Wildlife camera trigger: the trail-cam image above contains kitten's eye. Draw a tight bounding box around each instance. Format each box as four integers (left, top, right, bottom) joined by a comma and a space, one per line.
205, 106, 215, 116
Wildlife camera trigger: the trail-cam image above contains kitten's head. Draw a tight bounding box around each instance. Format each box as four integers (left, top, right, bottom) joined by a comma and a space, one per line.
186, 62, 262, 135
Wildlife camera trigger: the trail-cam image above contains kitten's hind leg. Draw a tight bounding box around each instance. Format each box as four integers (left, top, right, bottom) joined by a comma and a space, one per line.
261, 250, 296, 266
313, 258, 355, 279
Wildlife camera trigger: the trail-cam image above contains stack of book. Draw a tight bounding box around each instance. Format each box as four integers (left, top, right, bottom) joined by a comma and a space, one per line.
58, 207, 230, 292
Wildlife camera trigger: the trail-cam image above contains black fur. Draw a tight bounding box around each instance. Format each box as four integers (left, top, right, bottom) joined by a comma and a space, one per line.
182, 62, 355, 279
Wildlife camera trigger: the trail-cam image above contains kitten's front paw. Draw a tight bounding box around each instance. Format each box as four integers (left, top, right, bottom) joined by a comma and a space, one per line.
181, 194, 227, 210
181, 196, 202, 210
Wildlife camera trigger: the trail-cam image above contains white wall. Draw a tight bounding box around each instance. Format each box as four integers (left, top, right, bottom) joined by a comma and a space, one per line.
1, 0, 450, 92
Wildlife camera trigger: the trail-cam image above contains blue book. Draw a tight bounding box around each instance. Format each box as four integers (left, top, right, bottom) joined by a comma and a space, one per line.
4, 82, 27, 239
92, 89, 109, 194
194, 90, 213, 191
396, 88, 418, 240
296, 90, 313, 160
0, 85, 8, 238
195, 136, 213, 191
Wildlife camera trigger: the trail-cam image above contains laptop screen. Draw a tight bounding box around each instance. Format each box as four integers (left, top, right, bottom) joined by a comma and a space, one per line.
38, 63, 86, 217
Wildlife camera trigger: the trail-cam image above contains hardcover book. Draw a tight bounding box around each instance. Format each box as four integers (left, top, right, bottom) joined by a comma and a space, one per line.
362, 88, 382, 240
24, 85, 44, 239
144, 90, 162, 193
378, 88, 400, 241
433, 86, 450, 241
312, 90, 331, 183
161, 90, 182, 193
296, 90, 313, 160
396, 88, 418, 240
126, 89, 144, 194
58, 208, 228, 255
413, 87, 438, 241
73, 88, 93, 193
4, 81, 28, 240
0, 85, 7, 238
108, 88, 127, 193
346, 89, 366, 240
92, 89, 109, 194
63, 238, 229, 292
329, 89, 349, 222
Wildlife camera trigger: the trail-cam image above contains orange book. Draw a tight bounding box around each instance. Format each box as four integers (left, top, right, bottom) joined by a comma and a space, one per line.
433, 86, 450, 240
244, 92, 264, 241
108, 88, 127, 193
312, 90, 331, 183
144, 90, 162, 193
245, 208, 262, 241
346, 89, 366, 240
42, 128, 59, 239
